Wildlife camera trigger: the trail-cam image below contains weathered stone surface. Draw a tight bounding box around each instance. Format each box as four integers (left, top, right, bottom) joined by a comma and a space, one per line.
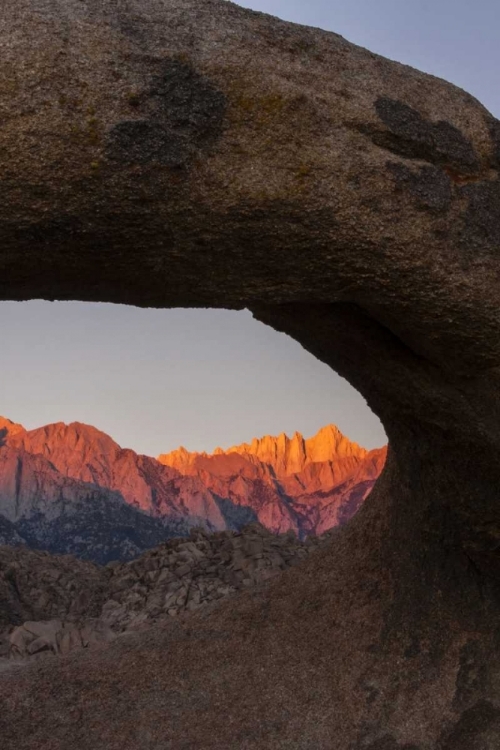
0, 0, 500, 748
0, 544, 106, 635
9, 619, 115, 659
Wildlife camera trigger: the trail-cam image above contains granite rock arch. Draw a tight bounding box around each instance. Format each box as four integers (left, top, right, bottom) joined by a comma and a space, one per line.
1, 1, 500, 747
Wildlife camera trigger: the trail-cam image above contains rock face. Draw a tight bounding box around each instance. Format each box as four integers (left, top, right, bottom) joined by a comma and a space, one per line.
0, 543, 107, 654
0, 417, 384, 561
8, 619, 115, 661
0, 0, 500, 747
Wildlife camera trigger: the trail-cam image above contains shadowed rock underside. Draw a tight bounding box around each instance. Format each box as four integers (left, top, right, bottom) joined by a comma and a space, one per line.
0, 1, 500, 747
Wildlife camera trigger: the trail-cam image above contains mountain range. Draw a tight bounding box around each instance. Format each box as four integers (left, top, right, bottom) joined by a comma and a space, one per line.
0, 416, 385, 563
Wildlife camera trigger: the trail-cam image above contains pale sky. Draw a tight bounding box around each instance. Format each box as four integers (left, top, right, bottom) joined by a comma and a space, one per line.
2, 0, 498, 457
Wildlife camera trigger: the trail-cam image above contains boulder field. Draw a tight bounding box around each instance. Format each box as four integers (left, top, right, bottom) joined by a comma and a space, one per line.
1, 0, 500, 747
0, 523, 333, 663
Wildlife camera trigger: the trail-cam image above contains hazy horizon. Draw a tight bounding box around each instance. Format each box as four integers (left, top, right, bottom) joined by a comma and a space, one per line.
2, 0, 498, 457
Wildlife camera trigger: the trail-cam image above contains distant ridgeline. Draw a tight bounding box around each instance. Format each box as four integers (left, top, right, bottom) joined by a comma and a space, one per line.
0, 416, 385, 564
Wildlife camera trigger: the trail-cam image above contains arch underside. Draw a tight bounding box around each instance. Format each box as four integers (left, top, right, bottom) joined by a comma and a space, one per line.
1, 1, 500, 747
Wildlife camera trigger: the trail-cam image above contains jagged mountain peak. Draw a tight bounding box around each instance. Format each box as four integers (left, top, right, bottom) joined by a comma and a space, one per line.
159, 423, 368, 477
0, 416, 25, 437
0, 416, 385, 562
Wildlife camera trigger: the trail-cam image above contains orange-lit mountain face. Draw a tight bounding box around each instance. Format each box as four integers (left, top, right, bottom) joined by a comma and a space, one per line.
0, 417, 386, 561
159, 425, 386, 536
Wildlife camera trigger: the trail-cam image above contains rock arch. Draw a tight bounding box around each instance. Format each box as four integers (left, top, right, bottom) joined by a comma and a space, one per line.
1, 1, 500, 747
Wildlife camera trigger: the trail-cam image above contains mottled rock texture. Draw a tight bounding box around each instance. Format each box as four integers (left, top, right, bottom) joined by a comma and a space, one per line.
1, 0, 500, 747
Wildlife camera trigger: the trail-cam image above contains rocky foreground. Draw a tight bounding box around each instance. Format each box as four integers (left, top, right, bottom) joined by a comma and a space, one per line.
0, 523, 333, 664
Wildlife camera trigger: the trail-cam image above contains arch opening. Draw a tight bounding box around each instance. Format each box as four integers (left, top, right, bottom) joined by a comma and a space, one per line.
1, 0, 500, 745
0, 300, 386, 563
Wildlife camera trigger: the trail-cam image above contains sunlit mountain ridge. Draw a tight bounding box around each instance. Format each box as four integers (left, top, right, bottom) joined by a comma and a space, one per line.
0, 416, 386, 563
